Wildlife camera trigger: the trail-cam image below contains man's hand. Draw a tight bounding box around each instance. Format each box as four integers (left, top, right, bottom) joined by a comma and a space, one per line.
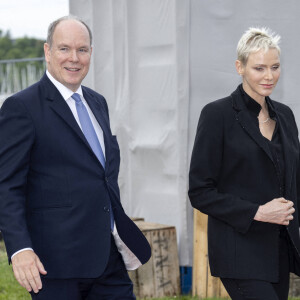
11, 250, 47, 293
254, 197, 295, 225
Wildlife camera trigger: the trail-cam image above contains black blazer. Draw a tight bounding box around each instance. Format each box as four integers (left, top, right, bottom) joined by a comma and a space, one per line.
189, 85, 300, 282
0, 74, 151, 278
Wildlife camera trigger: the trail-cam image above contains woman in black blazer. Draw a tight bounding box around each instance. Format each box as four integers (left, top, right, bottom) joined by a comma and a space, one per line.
189, 27, 300, 300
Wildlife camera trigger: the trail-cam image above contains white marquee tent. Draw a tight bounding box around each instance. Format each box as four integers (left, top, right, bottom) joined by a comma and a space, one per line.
70, 0, 300, 267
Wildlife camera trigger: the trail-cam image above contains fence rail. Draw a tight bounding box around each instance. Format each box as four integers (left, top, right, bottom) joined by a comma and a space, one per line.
0, 57, 45, 100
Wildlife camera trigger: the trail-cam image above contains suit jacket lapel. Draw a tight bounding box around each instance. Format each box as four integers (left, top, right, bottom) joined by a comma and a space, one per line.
41, 75, 104, 169
231, 88, 274, 163
276, 110, 295, 196
232, 86, 296, 196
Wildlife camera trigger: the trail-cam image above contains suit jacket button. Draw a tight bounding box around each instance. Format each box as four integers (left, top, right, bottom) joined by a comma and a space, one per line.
105, 177, 109, 182
103, 206, 110, 212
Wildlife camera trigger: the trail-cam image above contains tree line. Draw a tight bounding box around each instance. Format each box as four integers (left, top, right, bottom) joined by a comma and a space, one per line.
0, 30, 44, 61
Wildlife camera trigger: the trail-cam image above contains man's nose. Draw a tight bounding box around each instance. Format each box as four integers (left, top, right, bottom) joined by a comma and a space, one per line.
69, 50, 79, 62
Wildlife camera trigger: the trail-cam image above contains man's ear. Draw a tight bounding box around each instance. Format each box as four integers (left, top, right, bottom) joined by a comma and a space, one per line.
44, 43, 51, 63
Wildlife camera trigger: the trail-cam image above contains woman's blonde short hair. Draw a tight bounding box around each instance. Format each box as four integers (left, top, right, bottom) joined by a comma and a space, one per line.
237, 27, 281, 65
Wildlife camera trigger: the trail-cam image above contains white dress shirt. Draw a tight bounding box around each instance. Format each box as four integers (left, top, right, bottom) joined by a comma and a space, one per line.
12, 71, 141, 270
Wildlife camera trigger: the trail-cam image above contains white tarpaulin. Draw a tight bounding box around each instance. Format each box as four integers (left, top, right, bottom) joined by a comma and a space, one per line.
70, 0, 300, 266
70, 0, 191, 265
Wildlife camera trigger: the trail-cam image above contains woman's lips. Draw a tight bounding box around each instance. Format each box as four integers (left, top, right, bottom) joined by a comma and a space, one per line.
261, 84, 273, 88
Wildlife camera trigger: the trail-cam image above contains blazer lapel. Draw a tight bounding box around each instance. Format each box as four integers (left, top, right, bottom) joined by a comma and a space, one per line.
231, 89, 274, 163
232, 85, 296, 196
276, 110, 295, 196
41, 75, 104, 168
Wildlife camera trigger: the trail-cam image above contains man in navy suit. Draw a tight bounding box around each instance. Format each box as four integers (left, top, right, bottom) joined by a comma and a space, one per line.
0, 15, 150, 299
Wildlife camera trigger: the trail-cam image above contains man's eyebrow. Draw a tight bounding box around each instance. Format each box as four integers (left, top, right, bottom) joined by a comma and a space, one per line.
56, 43, 69, 47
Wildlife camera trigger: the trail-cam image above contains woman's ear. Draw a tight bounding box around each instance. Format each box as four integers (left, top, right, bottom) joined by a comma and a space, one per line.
235, 60, 244, 76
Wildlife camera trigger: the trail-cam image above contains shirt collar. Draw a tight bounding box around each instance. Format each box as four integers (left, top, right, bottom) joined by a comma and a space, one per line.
238, 84, 276, 118
46, 70, 83, 100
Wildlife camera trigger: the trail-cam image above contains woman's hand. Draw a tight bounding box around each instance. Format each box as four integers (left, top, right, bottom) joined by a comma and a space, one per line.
254, 197, 295, 225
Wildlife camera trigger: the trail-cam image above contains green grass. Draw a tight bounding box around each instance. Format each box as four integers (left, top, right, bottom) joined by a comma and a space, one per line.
138, 298, 300, 300
1, 240, 300, 300
145, 298, 225, 300
0, 241, 31, 300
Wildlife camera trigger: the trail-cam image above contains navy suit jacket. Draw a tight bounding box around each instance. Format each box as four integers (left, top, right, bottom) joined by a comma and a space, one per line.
189, 85, 300, 282
0, 74, 151, 278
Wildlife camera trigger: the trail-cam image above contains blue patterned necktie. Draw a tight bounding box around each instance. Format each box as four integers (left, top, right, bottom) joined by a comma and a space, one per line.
71, 93, 106, 169
72, 93, 114, 230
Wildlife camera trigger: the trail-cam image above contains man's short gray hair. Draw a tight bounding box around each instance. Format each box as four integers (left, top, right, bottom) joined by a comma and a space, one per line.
237, 27, 281, 65
46, 15, 92, 47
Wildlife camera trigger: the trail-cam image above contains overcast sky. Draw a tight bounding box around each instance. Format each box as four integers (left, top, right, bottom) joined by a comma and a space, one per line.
1, 0, 69, 40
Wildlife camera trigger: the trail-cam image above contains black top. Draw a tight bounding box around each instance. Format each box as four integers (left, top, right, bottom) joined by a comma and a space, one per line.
239, 85, 285, 198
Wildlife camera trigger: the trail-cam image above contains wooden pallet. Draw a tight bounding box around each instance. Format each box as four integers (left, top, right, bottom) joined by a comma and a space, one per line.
129, 221, 181, 298
193, 209, 229, 298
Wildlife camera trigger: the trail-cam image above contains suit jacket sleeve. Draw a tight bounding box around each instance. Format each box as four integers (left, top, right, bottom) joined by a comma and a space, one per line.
0, 96, 34, 258
189, 102, 259, 234
290, 109, 300, 226
297, 153, 300, 227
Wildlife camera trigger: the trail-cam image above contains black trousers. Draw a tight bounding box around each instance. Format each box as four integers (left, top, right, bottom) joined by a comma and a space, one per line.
30, 235, 135, 300
221, 229, 290, 300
